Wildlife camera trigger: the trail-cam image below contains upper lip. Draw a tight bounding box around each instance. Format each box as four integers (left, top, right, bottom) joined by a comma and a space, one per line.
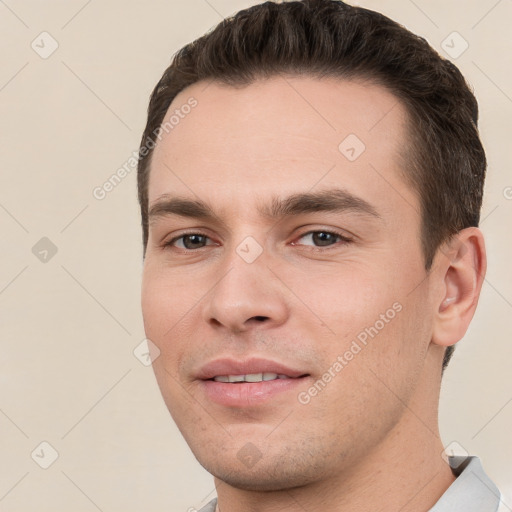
196, 357, 309, 380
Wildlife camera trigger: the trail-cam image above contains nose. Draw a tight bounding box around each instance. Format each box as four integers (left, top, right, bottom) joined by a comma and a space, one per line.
202, 249, 289, 335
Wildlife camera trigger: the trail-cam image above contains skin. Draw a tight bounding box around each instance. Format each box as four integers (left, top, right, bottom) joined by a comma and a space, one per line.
141, 76, 486, 512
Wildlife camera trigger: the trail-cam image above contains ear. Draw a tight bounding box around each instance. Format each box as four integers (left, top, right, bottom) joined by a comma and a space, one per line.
431, 227, 487, 348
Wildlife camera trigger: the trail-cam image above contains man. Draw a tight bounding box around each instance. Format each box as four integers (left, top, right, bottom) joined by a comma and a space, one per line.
137, 0, 502, 510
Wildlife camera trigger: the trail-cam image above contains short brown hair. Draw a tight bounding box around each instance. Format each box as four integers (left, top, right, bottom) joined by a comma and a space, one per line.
137, 0, 486, 370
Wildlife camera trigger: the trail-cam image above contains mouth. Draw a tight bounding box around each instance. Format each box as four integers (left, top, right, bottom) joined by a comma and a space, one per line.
196, 358, 311, 407
208, 373, 308, 383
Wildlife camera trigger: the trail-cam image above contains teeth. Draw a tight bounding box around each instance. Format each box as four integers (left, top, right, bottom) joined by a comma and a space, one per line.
213, 372, 286, 383
244, 373, 263, 382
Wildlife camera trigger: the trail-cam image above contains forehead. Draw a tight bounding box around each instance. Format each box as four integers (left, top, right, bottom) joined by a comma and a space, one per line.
148, 76, 418, 223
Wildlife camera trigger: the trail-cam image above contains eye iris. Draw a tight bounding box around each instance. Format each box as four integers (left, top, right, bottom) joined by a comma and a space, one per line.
183, 234, 206, 249
312, 232, 337, 246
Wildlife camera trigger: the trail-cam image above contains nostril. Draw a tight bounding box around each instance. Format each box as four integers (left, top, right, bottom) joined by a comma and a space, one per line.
253, 316, 268, 322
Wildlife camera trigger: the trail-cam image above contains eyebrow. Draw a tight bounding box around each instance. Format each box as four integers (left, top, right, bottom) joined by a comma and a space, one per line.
148, 188, 382, 226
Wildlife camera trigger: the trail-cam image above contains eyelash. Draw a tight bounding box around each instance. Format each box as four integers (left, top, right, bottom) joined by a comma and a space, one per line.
163, 229, 353, 251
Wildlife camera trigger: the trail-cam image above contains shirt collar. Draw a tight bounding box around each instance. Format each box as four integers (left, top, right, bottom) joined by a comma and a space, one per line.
428, 456, 501, 512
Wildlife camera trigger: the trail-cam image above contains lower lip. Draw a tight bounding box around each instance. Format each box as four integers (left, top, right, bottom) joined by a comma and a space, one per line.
200, 377, 308, 407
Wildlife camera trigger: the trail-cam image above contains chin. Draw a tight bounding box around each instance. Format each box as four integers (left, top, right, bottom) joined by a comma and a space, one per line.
197, 454, 328, 492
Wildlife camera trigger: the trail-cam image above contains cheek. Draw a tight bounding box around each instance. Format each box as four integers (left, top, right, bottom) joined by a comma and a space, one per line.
141, 262, 191, 335
292, 261, 426, 383
289, 264, 394, 336
141, 275, 166, 342
141, 273, 186, 415
141, 266, 183, 368
141, 265, 203, 384
344, 291, 431, 404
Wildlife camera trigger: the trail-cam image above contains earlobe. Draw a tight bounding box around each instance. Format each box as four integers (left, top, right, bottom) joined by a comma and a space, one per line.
431, 227, 486, 348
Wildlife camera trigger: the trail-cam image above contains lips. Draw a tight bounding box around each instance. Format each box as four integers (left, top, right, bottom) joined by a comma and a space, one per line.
196, 357, 309, 381
196, 357, 310, 407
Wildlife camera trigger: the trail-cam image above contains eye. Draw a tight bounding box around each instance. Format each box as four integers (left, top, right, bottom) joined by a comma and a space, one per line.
165, 232, 214, 250
292, 230, 352, 248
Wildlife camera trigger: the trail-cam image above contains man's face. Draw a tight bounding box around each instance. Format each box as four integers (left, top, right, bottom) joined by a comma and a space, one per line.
141, 76, 438, 490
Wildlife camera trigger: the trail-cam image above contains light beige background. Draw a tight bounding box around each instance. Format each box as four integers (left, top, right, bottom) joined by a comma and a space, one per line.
0, 0, 511, 510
